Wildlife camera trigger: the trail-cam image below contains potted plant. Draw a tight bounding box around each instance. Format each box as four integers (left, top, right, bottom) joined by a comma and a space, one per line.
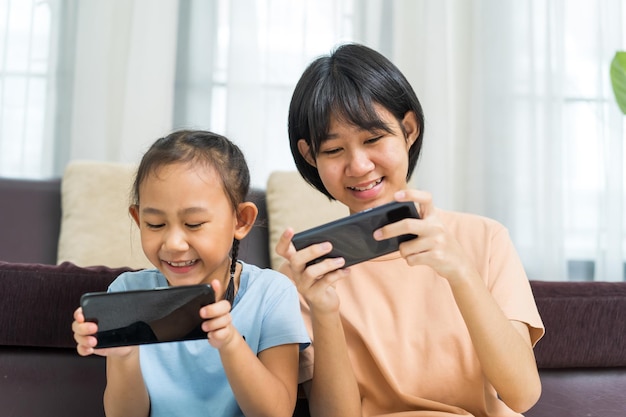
610, 51, 626, 114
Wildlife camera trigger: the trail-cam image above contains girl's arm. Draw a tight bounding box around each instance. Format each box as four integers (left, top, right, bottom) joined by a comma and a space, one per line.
304, 307, 361, 417
386, 190, 541, 412
72, 307, 150, 417
275, 230, 362, 417
201, 280, 301, 417
445, 272, 540, 412
103, 350, 150, 417
220, 334, 299, 417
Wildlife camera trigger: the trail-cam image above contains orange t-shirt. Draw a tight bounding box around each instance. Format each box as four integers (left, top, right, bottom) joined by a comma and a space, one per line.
298, 209, 545, 417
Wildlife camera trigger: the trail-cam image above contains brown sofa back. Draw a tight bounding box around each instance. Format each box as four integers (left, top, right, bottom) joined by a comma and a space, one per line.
0, 178, 61, 264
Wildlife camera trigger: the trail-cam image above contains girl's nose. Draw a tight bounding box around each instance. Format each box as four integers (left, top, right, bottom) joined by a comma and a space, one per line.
346, 149, 375, 177
163, 228, 189, 252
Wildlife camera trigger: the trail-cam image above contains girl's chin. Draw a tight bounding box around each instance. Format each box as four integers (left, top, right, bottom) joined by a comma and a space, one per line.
346, 192, 398, 212
164, 276, 207, 287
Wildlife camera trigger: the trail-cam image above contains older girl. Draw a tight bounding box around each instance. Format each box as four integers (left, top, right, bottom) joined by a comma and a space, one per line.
277, 44, 544, 417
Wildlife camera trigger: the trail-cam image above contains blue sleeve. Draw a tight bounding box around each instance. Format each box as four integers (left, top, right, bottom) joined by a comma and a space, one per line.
259, 278, 310, 352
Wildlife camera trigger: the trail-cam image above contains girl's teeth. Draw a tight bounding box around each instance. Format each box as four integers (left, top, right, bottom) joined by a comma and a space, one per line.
169, 260, 195, 267
351, 178, 382, 191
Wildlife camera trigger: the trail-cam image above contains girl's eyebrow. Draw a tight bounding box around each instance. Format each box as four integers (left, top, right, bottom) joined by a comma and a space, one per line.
325, 125, 368, 139
325, 125, 382, 140
141, 207, 208, 215
141, 207, 164, 215
180, 207, 209, 215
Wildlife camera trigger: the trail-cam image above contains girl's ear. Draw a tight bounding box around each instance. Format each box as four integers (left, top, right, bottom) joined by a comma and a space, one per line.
297, 139, 317, 167
402, 111, 420, 149
129, 205, 140, 227
234, 202, 259, 240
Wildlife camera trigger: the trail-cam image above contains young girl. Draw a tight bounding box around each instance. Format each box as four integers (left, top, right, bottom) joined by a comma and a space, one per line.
276, 44, 545, 417
73, 130, 310, 417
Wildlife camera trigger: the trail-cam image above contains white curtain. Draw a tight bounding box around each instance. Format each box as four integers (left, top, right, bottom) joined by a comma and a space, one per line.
65, 0, 179, 165
0, 0, 57, 178
465, 0, 625, 282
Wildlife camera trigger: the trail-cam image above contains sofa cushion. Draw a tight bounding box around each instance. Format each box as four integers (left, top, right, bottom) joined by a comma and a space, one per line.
0, 347, 107, 417
266, 171, 348, 269
531, 280, 626, 368
56, 161, 153, 269
525, 367, 626, 417
0, 261, 133, 348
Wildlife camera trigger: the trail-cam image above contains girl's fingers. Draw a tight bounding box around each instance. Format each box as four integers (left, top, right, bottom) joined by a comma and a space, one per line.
210, 279, 223, 301
73, 306, 84, 322
275, 228, 296, 258
200, 300, 232, 323
394, 189, 434, 218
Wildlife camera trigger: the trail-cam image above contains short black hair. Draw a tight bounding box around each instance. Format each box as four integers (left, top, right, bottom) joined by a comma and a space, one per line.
288, 43, 425, 199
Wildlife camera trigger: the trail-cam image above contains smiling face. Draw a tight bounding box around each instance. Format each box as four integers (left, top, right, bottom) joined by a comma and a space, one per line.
129, 162, 238, 287
298, 106, 419, 214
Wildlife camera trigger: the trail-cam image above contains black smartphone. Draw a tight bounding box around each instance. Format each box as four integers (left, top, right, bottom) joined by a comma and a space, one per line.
80, 284, 215, 348
292, 201, 420, 268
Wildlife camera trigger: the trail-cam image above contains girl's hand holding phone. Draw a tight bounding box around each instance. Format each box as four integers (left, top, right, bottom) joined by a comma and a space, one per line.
72, 307, 135, 358
276, 229, 350, 315
199, 279, 242, 351
388, 189, 478, 284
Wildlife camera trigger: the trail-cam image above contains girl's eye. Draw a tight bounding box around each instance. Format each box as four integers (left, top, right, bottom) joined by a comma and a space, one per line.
320, 147, 342, 155
365, 135, 383, 144
186, 222, 204, 229
146, 223, 164, 230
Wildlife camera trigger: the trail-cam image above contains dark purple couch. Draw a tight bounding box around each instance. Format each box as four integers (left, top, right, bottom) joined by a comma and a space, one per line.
1, 177, 625, 417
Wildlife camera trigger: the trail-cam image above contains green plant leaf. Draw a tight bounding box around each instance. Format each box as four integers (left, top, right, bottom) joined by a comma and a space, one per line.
610, 51, 626, 115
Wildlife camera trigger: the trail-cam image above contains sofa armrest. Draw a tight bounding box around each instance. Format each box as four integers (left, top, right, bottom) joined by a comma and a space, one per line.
530, 280, 626, 368
0, 261, 134, 348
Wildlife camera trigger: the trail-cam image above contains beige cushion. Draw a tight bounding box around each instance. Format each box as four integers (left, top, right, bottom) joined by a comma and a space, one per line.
266, 171, 348, 269
57, 161, 152, 269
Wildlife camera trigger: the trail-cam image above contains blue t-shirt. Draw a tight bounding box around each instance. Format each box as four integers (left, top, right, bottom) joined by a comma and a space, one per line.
108, 262, 310, 417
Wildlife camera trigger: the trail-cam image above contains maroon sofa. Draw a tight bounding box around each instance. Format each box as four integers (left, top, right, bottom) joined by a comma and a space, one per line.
1, 177, 625, 417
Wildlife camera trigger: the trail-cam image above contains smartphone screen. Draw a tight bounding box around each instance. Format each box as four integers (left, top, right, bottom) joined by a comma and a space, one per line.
292, 201, 419, 267
81, 284, 215, 348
